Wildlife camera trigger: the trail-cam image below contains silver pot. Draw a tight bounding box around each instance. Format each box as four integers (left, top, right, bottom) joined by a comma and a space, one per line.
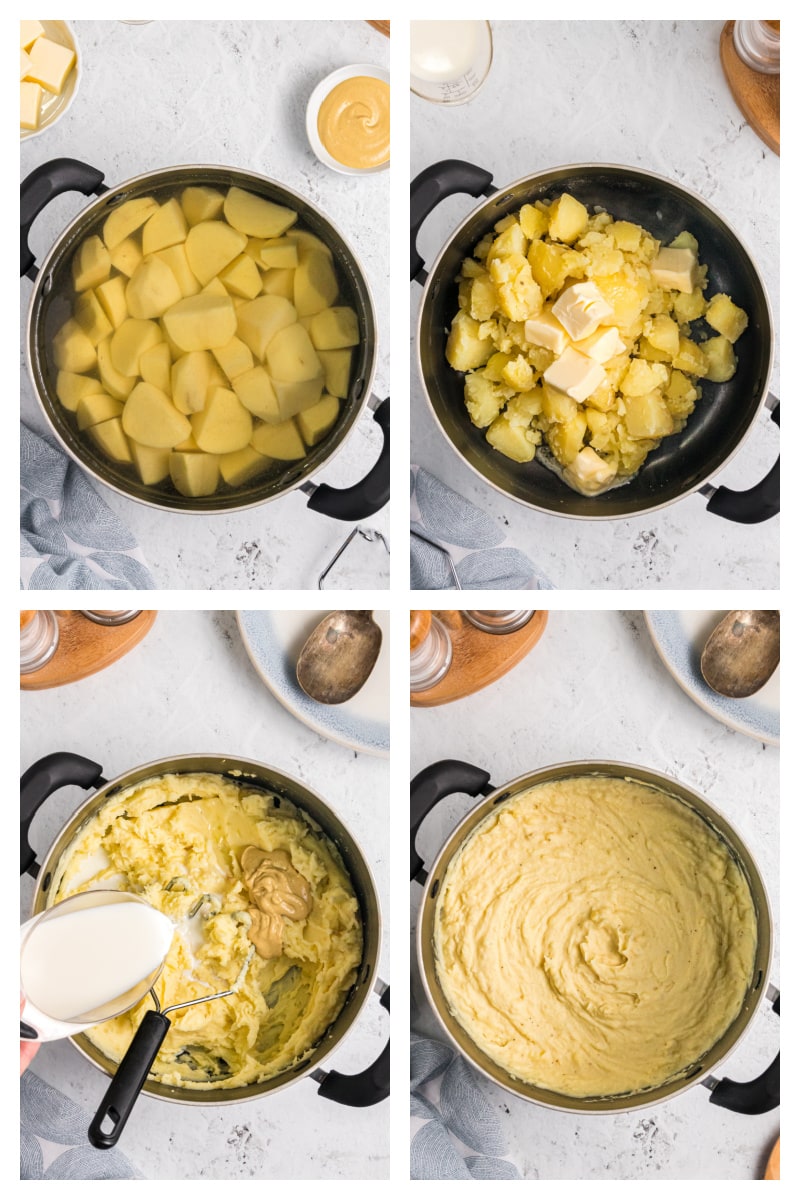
22, 160, 389, 519
412, 758, 778, 1115
412, 160, 779, 524
21, 752, 388, 1126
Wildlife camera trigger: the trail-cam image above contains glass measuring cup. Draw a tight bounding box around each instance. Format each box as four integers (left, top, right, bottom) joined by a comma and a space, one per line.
410, 20, 493, 105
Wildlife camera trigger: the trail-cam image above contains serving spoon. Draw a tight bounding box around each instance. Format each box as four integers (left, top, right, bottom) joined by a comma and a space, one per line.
296, 611, 382, 704
700, 610, 779, 698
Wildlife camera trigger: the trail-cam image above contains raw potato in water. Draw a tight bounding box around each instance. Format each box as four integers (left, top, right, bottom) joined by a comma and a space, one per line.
50, 773, 362, 1089
446, 194, 749, 495
434, 775, 757, 1098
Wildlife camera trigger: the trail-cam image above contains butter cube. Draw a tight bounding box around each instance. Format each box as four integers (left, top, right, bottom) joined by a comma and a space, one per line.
20, 49, 32, 78
524, 310, 568, 355
573, 326, 626, 363
27, 36, 76, 95
650, 247, 697, 294
564, 446, 616, 494
20, 20, 45, 49
551, 282, 614, 341
543, 346, 605, 402
20, 80, 43, 130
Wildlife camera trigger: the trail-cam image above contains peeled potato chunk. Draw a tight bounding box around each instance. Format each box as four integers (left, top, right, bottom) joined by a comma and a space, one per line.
53, 320, 97, 373
103, 197, 159, 251
261, 267, 296, 300
122, 382, 192, 448
236, 295, 297, 359
169, 451, 221, 497
76, 393, 123, 431
181, 186, 225, 226
266, 323, 322, 383
185, 221, 247, 286
172, 351, 213, 414
139, 342, 173, 393
95, 276, 128, 328
219, 253, 262, 300
97, 337, 136, 399
155, 244, 200, 298
251, 418, 306, 460
223, 186, 298, 238
212, 336, 254, 381
259, 238, 298, 270
73, 290, 113, 346
110, 319, 162, 378
72, 237, 112, 293
56, 371, 104, 413
318, 349, 352, 398
191, 387, 253, 453
274, 374, 325, 421
220, 445, 272, 487
126, 257, 183, 319
309, 307, 359, 350
130, 441, 171, 485
293, 249, 338, 317
162, 294, 237, 352
296, 394, 340, 446
89, 417, 133, 464
141, 199, 188, 257
232, 366, 281, 422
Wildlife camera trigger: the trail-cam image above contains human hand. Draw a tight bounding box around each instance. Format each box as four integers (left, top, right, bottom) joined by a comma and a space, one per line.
20, 995, 39, 1075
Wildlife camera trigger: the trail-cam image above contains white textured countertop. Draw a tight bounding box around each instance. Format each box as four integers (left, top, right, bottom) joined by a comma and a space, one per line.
411, 20, 779, 589
411, 610, 779, 1180
20, 610, 388, 1179
21, 20, 389, 590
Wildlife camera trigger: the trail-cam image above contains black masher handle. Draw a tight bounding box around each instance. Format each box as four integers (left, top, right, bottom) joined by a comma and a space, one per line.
88, 1011, 171, 1149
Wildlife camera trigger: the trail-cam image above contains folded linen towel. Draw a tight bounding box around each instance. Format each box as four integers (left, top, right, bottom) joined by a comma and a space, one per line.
410, 466, 554, 590
21, 423, 155, 590
21, 1071, 143, 1180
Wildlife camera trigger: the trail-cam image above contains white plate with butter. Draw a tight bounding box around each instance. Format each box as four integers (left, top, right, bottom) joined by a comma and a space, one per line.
20, 20, 80, 140
237, 610, 389, 757
645, 610, 779, 746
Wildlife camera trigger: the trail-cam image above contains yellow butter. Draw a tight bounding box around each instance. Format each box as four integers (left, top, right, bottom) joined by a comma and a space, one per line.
20, 80, 43, 130
20, 20, 44, 49
20, 48, 32, 78
26, 35, 76, 95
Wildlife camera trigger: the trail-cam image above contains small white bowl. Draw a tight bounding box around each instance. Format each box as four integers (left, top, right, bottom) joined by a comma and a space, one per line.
20, 19, 81, 142
306, 63, 390, 176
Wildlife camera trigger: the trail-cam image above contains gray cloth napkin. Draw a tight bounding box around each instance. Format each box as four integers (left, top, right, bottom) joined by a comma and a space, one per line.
410, 466, 554, 590
21, 423, 155, 590
411, 1035, 521, 1180
21, 1071, 143, 1179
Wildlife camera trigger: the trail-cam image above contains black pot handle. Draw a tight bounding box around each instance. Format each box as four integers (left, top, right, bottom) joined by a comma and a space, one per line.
314, 985, 389, 1107
21, 158, 107, 280
411, 759, 493, 882
21, 752, 105, 877
88, 1010, 171, 1149
703, 401, 780, 524
411, 160, 495, 282
306, 398, 390, 521
707, 990, 779, 1115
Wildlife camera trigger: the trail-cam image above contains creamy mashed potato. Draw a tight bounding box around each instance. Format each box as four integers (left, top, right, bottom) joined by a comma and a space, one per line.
434, 775, 757, 1098
51, 772, 362, 1089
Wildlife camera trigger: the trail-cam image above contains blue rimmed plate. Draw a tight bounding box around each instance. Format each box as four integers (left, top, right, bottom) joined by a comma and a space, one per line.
236, 611, 389, 757
644, 611, 779, 746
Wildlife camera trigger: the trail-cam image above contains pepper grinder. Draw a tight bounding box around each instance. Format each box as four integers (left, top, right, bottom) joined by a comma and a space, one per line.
410, 610, 453, 692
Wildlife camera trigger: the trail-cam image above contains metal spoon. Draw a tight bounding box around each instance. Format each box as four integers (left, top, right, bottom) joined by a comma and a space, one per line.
296, 611, 382, 704
700, 610, 779, 698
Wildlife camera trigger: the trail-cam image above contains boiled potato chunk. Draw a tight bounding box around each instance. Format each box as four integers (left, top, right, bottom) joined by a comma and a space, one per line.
296, 394, 340, 446
53, 320, 97, 373
73, 290, 113, 346
620, 359, 669, 398
140, 342, 173, 393
273, 374, 325, 420
309, 306, 359, 351
446, 310, 493, 372
72, 237, 112, 293
232, 366, 281, 422
293, 249, 338, 317
76, 393, 123, 431
191, 387, 253, 452
88, 417, 132, 463
103, 197, 158, 251
212, 336, 254, 381
96, 276, 128, 328
624, 390, 674, 439
548, 194, 589, 244
130, 441, 171, 485
223, 187, 298, 238
169, 451, 221, 497
266, 323, 322, 383
702, 335, 737, 383
97, 337, 136, 399
162, 294, 237, 352
251, 418, 306, 460
142, 198, 188, 256
110, 319, 162, 377
259, 238, 299, 270
56, 371, 104, 413
236, 295, 297, 359
219, 253, 262, 299
172, 351, 213, 414
181, 186, 225, 225
220, 445, 272, 487
185, 221, 247, 286
126, 257, 183, 319
705, 294, 748, 343
122, 382, 192, 448
486, 414, 539, 462
464, 372, 507, 427
318, 348, 352, 398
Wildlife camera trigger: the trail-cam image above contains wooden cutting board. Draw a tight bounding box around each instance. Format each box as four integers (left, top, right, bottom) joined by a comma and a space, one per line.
764, 1136, 780, 1180
20, 611, 156, 690
720, 21, 779, 155
411, 610, 548, 706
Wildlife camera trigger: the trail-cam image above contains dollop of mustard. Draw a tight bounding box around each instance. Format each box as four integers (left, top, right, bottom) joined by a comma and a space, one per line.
318, 75, 390, 170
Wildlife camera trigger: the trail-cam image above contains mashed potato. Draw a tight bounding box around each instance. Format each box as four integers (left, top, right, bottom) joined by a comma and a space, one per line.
51, 772, 362, 1089
434, 775, 757, 1097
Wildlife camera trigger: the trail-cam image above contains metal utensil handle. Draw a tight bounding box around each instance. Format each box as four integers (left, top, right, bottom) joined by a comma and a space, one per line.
410, 760, 493, 881
703, 401, 780, 523
707, 990, 780, 1115
314, 985, 390, 1107
20, 752, 105, 876
88, 1010, 171, 1149
411, 160, 494, 282
21, 158, 106, 280
306, 398, 390, 521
